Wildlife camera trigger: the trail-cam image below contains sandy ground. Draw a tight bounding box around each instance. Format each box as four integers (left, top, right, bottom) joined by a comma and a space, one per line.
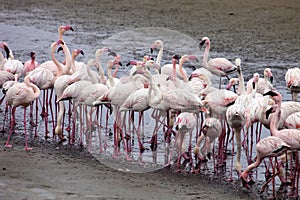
0, 0, 299, 199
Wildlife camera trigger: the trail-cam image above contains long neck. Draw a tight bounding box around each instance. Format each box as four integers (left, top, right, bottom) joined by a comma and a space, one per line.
237, 67, 246, 95
107, 65, 115, 87
202, 42, 210, 69
95, 54, 108, 82
61, 44, 72, 75
270, 101, 281, 136
51, 44, 63, 77
179, 58, 188, 82
24, 77, 40, 99
156, 45, 163, 66
172, 58, 177, 79
86, 63, 98, 84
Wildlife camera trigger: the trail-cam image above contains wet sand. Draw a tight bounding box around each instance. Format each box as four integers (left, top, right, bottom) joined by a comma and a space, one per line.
0, 0, 299, 199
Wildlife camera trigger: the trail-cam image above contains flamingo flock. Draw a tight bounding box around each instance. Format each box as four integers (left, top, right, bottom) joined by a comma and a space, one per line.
0, 25, 300, 199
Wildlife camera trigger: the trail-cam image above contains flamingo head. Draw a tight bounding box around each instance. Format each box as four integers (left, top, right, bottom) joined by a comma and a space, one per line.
58, 25, 74, 34
145, 60, 160, 71
226, 78, 239, 90
182, 55, 199, 63
30, 51, 36, 59
0, 42, 10, 59
263, 90, 282, 104
264, 68, 273, 83
142, 55, 153, 63
73, 49, 84, 56
150, 40, 163, 53
199, 37, 210, 49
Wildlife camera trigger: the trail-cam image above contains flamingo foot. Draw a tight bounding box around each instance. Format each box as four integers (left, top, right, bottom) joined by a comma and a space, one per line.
24, 146, 33, 151
241, 177, 251, 190
65, 127, 71, 132
30, 121, 37, 127
139, 144, 146, 153
5, 144, 12, 148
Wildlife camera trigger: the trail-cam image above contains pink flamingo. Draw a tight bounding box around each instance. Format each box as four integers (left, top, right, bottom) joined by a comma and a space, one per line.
5, 76, 41, 150
199, 37, 237, 88
27, 40, 65, 138
23, 51, 39, 75
240, 135, 291, 197
263, 90, 300, 197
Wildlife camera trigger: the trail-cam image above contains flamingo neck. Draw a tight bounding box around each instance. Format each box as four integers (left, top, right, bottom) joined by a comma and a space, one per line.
237, 67, 246, 95
156, 45, 163, 66
270, 101, 281, 136
95, 53, 107, 84
172, 58, 177, 79
179, 58, 188, 82
51, 44, 63, 77
107, 66, 115, 87
86, 63, 98, 84
61, 44, 72, 75
24, 76, 41, 99
202, 41, 210, 69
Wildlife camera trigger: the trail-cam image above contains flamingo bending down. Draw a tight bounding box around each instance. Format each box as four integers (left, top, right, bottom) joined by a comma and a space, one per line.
5, 76, 41, 150
240, 136, 291, 191
199, 37, 237, 88
264, 90, 300, 197
172, 112, 197, 169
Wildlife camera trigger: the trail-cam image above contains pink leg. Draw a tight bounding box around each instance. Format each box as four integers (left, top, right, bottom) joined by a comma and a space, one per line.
23, 107, 32, 150
5, 106, 16, 148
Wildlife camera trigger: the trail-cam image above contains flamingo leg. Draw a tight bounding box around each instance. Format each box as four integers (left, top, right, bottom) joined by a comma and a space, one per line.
23, 107, 32, 150
5, 106, 16, 148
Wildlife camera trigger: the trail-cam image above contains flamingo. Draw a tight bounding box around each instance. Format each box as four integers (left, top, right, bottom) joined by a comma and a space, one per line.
226, 59, 260, 176
246, 67, 274, 94
23, 51, 39, 75
28, 40, 66, 138
194, 117, 222, 172
170, 112, 197, 170
5, 76, 41, 150
264, 90, 300, 197
285, 67, 300, 101
199, 37, 237, 88
240, 136, 291, 194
